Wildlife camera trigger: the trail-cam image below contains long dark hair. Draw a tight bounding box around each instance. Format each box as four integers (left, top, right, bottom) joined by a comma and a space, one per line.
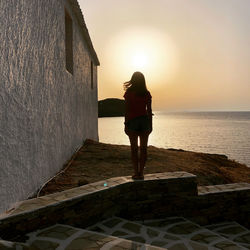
124, 71, 149, 96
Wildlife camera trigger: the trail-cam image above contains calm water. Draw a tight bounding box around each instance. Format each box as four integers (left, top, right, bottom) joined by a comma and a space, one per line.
99, 112, 250, 167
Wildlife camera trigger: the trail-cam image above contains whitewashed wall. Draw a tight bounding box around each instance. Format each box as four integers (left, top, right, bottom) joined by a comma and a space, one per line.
0, 0, 98, 213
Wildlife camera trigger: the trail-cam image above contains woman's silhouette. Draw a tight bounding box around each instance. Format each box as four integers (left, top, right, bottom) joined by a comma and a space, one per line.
123, 72, 153, 180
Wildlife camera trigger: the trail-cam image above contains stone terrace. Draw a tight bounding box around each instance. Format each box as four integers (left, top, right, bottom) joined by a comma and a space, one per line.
0, 172, 249, 249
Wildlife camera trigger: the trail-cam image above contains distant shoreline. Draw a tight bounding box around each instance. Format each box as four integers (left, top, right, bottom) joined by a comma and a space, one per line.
98, 100, 250, 118
98, 111, 250, 167
98, 98, 125, 117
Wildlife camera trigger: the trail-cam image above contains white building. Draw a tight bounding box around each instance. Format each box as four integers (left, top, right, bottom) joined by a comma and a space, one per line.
0, 0, 99, 213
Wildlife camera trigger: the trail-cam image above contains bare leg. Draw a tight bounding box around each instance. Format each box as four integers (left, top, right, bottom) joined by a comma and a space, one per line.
139, 132, 149, 176
128, 132, 139, 176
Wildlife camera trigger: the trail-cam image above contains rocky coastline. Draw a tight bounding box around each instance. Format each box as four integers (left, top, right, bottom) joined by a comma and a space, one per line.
39, 139, 250, 196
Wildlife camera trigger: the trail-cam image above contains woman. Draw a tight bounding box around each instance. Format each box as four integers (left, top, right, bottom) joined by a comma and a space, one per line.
123, 71, 153, 180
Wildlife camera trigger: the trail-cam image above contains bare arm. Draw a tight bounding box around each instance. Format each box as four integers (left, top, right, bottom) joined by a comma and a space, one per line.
146, 99, 153, 132
124, 99, 129, 124
146, 99, 152, 116
124, 99, 129, 135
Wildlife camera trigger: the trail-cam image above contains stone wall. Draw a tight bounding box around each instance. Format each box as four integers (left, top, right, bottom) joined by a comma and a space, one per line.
0, 172, 249, 241
0, 0, 98, 213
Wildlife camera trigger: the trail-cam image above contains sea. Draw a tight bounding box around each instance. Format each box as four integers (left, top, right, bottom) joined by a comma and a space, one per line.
98, 111, 250, 167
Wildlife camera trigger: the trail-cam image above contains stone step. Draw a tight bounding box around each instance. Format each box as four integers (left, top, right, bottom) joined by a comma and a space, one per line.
3, 223, 165, 250
88, 216, 247, 249
205, 221, 250, 249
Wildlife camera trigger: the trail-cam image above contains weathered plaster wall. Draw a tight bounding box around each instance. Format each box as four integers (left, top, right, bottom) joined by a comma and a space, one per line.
0, 0, 98, 213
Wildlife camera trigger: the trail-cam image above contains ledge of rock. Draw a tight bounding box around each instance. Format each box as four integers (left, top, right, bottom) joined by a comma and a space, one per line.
39, 139, 250, 196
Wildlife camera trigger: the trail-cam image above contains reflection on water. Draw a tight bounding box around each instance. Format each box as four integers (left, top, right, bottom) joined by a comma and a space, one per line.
99, 112, 250, 167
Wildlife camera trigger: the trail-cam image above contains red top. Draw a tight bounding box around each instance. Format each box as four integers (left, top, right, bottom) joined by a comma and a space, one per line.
124, 91, 152, 120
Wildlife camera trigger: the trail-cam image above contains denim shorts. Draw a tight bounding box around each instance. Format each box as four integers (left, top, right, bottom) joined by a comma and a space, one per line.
127, 115, 150, 132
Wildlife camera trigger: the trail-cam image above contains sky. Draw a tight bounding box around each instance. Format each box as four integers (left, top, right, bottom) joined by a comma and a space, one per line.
79, 0, 250, 111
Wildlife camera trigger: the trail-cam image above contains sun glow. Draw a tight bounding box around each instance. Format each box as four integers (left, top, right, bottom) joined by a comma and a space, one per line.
104, 27, 179, 87
132, 52, 148, 70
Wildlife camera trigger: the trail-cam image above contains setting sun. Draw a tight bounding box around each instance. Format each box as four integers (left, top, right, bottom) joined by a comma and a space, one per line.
132, 52, 148, 70
104, 27, 179, 87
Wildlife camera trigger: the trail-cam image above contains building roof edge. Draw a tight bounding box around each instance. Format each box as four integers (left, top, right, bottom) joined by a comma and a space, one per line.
68, 0, 100, 66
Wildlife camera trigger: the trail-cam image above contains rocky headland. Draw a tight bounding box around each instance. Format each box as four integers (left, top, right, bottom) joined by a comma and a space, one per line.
39, 139, 250, 196
98, 98, 125, 117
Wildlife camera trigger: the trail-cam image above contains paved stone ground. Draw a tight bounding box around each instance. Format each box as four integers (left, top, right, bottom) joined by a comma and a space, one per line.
1, 217, 249, 249
0, 174, 249, 249
139, 217, 250, 250
1, 177, 248, 221
0, 224, 164, 250
1, 172, 195, 219
88, 217, 249, 250
205, 222, 250, 249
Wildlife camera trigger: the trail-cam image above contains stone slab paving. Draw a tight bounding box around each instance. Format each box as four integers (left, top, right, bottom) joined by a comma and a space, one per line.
205, 222, 250, 249
137, 217, 248, 250
0, 224, 165, 250
88, 216, 247, 249
198, 183, 250, 195
0, 172, 195, 219
0, 176, 129, 218
0, 173, 249, 249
